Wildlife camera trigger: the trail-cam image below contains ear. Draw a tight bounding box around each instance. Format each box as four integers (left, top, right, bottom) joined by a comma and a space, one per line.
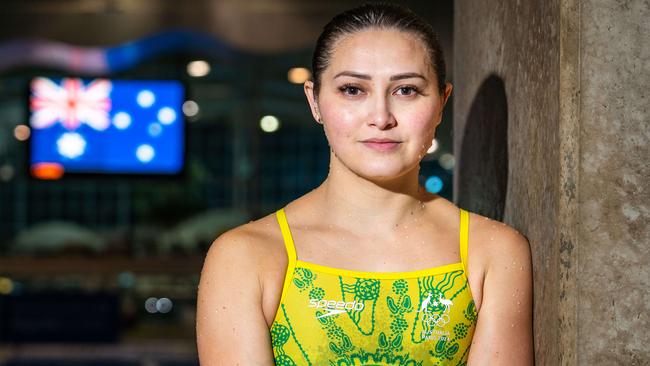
304, 80, 322, 124
441, 82, 453, 108
435, 82, 453, 126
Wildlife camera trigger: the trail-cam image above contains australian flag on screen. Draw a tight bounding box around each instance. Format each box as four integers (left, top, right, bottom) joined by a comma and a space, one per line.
28, 77, 185, 175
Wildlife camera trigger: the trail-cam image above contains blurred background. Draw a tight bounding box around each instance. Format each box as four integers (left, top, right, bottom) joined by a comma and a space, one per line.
0, 1, 455, 365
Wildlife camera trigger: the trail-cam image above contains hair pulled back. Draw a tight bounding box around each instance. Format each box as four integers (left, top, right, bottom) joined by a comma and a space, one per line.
311, 2, 446, 97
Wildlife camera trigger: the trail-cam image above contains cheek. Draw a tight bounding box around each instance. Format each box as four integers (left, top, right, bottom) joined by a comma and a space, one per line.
321, 105, 358, 140
397, 107, 437, 139
324, 123, 355, 151
322, 99, 356, 122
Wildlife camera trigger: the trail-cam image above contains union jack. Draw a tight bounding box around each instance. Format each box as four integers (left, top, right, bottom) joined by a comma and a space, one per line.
30, 77, 112, 131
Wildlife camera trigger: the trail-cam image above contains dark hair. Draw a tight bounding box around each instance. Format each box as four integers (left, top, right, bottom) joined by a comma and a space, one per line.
311, 2, 446, 97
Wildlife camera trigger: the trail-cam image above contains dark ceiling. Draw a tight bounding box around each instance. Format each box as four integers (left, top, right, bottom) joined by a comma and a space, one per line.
0, 0, 453, 75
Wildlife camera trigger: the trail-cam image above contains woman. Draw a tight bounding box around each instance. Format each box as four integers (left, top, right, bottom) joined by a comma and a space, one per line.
197, 3, 533, 365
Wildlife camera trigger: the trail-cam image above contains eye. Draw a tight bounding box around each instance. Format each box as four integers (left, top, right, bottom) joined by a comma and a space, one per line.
339, 84, 363, 96
396, 86, 420, 96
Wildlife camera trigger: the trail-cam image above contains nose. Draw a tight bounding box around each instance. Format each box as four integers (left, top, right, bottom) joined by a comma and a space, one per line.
368, 94, 396, 129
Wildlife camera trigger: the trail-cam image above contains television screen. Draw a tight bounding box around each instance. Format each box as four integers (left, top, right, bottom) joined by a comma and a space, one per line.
28, 77, 185, 178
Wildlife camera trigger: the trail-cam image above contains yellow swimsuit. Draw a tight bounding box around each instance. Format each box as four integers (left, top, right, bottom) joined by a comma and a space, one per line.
270, 208, 477, 366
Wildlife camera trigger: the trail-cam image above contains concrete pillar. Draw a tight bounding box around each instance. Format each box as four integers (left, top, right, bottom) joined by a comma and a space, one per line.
454, 1, 649, 365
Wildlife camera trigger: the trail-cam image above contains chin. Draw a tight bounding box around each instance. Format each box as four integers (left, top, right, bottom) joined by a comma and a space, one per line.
331, 147, 419, 180
353, 162, 413, 181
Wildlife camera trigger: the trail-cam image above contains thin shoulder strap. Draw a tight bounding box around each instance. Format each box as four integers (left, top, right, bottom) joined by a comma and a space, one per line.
275, 208, 297, 306
459, 208, 470, 274
276, 208, 297, 264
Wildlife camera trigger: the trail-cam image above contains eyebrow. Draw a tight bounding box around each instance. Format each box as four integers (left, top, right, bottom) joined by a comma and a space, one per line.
333, 71, 428, 81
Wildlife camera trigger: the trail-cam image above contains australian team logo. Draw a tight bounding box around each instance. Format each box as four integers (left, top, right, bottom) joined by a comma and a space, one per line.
419, 291, 453, 328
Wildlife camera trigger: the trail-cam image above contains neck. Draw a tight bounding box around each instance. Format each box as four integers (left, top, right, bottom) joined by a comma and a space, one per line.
313, 152, 430, 233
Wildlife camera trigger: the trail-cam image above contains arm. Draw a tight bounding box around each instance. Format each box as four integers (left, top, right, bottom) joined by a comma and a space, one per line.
467, 227, 534, 365
196, 229, 276, 365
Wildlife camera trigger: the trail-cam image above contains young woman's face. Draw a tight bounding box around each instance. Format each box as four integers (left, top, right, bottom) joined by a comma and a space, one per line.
305, 28, 452, 182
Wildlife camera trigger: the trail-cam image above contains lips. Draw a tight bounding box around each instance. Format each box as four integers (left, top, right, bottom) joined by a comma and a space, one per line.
361, 138, 400, 143
360, 138, 402, 151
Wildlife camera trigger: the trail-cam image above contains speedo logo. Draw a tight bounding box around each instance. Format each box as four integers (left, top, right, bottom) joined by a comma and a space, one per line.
309, 299, 365, 319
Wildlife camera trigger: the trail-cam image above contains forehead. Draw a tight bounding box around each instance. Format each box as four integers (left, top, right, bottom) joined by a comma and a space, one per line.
326, 28, 432, 77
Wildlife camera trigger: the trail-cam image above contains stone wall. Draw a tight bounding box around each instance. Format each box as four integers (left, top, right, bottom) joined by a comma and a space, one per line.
454, 1, 562, 364
454, 0, 649, 364
578, 0, 650, 364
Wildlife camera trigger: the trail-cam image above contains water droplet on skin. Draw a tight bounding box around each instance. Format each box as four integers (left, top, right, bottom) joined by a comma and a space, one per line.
517, 301, 521, 305
510, 324, 514, 328
520, 266, 524, 270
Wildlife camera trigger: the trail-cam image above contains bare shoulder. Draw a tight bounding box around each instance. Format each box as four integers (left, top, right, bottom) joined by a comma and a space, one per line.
196, 211, 283, 364
464, 211, 534, 364
467, 211, 531, 270
201, 211, 284, 277
425, 195, 530, 266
